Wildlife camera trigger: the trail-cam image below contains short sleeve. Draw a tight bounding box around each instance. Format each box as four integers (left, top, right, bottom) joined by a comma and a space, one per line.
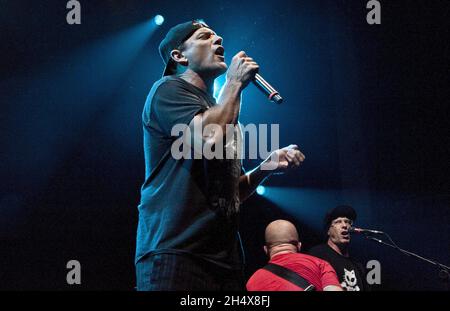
150, 80, 208, 136
320, 260, 341, 288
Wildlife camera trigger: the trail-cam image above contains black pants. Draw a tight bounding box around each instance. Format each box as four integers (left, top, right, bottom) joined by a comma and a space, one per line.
136, 253, 245, 291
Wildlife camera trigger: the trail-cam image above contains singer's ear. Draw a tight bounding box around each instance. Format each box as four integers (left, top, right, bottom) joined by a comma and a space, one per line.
170, 49, 188, 67
263, 245, 268, 256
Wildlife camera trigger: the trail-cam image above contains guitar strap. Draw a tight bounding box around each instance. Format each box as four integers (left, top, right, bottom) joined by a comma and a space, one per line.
263, 263, 316, 291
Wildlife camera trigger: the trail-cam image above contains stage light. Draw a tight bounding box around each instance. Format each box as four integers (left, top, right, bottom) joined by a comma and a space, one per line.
214, 80, 222, 99
154, 15, 164, 26
256, 185, 266, 196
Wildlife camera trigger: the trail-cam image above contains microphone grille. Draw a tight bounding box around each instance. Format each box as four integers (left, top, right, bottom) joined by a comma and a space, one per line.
272, 94, 283, 104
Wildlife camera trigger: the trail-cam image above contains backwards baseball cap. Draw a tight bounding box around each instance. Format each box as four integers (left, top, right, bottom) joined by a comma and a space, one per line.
158, 19, 210, 77
324, 205, 357, 230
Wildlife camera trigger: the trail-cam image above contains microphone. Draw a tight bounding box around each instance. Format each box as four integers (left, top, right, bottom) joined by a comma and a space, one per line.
253, 73, 283, 104
349, 227, 384, 235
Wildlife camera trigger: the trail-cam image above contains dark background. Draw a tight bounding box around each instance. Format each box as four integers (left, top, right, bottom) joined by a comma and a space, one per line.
1, 0, 449, 290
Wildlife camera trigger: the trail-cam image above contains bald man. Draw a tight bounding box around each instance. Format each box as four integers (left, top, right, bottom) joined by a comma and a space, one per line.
246, 220, 342, 291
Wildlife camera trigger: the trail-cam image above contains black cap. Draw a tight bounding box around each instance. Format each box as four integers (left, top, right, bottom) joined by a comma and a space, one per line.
158, 20, 210, 77
324, 205, 357, 230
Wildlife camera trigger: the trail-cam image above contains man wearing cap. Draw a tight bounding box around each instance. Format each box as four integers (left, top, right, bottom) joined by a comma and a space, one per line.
308, 205, 370, 291
135, 20, 305, 290
246, 220, 342, 291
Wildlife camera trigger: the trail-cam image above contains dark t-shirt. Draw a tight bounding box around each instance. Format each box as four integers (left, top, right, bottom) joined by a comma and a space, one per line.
136, 76, 243, 270
308, 244, 369, 291
246, 253, 341, 291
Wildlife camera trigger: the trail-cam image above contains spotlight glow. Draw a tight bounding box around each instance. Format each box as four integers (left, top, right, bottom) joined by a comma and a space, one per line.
213, 79, 224, 100
256, 185, 266, 196
154, 15, 164, 26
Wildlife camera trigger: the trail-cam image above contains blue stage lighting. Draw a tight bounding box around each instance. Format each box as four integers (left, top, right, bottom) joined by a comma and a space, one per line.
256, 185, 266, 196
154, 15, 164, 26
214, 80, 222, 99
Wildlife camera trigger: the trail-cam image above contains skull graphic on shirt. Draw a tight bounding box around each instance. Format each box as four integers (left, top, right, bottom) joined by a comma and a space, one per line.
341, 268, 360, 291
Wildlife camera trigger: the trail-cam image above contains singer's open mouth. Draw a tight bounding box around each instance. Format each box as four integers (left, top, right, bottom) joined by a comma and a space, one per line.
214, 46, 225, 56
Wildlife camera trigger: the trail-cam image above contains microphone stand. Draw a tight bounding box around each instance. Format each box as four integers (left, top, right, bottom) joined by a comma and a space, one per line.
364, 232, 450, 290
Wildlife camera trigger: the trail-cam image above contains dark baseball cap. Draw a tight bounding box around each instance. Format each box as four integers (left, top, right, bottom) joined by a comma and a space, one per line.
158, 19, 210, 77
324, 205, 357, 230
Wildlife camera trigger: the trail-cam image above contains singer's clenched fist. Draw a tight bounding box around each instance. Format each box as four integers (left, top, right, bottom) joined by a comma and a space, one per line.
262, 144, 305, 173
226, 51, 259, 89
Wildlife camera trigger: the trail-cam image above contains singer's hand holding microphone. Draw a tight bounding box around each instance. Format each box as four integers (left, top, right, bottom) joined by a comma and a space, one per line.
226, 51, 259, 89
226, 51, 283, 104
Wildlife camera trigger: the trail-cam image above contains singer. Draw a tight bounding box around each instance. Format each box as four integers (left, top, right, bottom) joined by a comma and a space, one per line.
308, 205, 370, 291
135, 20, 305, 291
